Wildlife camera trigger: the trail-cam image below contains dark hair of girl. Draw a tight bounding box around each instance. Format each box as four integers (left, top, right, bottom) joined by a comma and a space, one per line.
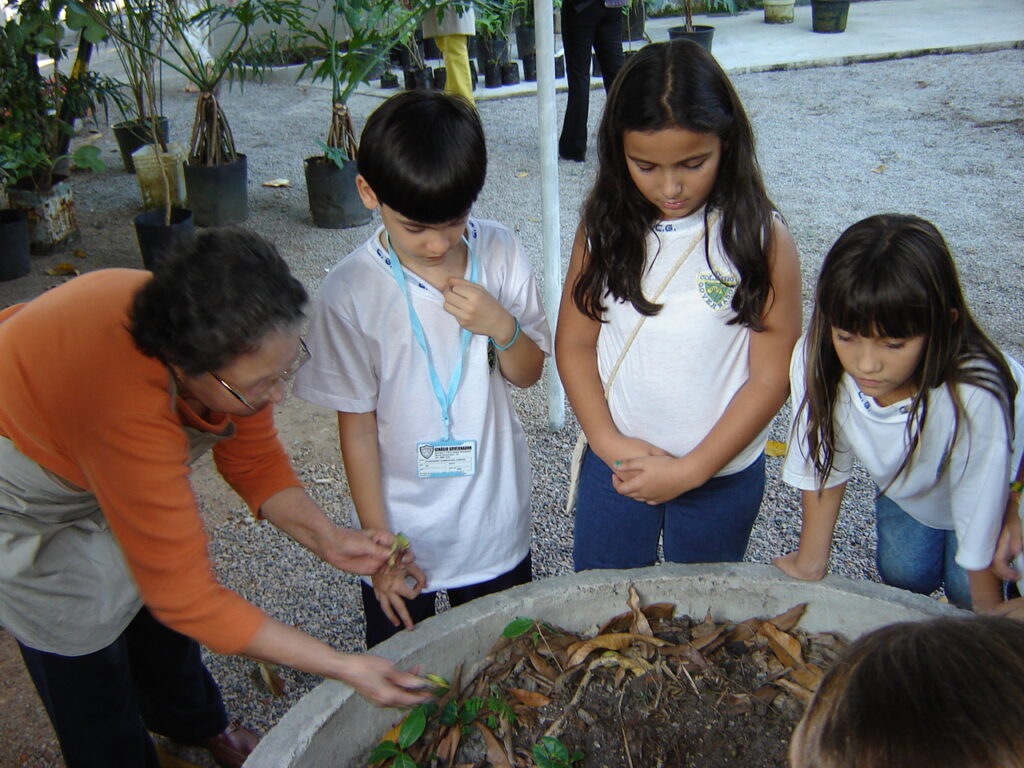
801, 213, 1016, 488
572, 40, 775, 328
357, 90, 486, 224
129, 227, 308, 375
793, 616, 1024, 768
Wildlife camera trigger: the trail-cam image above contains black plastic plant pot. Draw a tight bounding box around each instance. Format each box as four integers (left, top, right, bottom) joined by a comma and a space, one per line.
811, 0, 850, 32
183, 154, 248, 227
304, 156, 372, 230
483, 61, 502, 88
667, 25, 715, 52
433, 66, 447, 91
477, 37, 509, 70
403, 67, 434, 90
114, 117, 170, 173
133, 207, 194, 271
500, 62, 521, 86
380, 71, 400, 89
515, 23, 536, 59
0, 209, 31, 281
522, 52, 537, 82
424, 37, 441, 61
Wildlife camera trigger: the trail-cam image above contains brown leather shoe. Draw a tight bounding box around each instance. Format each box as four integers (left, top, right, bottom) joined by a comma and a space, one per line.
200, 721, 260, 768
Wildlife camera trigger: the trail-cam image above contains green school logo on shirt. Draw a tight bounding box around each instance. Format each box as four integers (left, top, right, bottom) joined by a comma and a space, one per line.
697, 271, 737, 310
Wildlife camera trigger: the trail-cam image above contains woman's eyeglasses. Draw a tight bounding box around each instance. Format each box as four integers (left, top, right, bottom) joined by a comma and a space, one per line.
209, 338, 310, 411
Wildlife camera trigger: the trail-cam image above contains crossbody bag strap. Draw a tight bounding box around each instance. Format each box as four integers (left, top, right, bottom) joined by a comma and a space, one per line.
604, 211, 720, 395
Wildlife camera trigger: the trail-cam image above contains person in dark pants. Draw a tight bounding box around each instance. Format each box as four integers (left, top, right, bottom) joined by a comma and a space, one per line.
559, 0, 625, 162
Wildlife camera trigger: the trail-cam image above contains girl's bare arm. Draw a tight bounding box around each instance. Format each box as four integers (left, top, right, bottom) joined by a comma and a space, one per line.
555, 223, 666, 468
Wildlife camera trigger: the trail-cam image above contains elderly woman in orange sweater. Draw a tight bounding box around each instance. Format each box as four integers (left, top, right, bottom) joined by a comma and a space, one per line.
0, 228, 428, 768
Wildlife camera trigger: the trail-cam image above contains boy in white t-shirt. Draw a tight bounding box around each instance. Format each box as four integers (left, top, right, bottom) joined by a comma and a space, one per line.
293, 91, 551, 647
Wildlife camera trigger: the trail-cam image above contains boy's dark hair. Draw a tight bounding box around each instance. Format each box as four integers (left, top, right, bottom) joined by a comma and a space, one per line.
792, 616, 1024, 768
574, 40, 775, 329
129, 227, 307, 375
357, 91, 486, 224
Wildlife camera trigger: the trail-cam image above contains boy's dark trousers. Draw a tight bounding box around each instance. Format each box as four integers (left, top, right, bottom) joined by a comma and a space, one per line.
361, 552, 532, 648
17, 606, 228, 768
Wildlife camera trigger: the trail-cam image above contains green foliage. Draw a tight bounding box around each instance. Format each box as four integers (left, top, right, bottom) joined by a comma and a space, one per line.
533, 736, 585, 768
298, 0, 441, 106
0, 0, 124, 190
503, 616, 536, 638
71, 145, 106, 173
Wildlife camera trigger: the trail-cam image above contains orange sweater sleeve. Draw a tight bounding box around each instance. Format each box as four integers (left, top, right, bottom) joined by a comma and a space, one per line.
0, 271, 301, 655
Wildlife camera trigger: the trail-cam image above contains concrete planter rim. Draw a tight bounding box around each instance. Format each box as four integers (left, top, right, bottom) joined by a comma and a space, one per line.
247, 562, 964, 768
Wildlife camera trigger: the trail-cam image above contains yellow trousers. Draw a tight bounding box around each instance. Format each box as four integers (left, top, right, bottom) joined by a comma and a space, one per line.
435, 34, 475, 106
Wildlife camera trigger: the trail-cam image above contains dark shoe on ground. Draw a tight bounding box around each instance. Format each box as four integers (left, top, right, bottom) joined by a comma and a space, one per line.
200, 721, 260, 768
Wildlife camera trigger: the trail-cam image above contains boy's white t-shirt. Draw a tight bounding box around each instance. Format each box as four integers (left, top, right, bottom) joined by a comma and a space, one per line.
597, 208, 766, 475
293, 218, 551, 590
783, 336, 1024, 571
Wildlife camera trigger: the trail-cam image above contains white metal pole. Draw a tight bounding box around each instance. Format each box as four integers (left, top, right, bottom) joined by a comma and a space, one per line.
534, 0, 565, 431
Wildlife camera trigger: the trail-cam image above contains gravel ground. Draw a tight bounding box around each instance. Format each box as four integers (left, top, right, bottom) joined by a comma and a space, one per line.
1, 47, 1022, 762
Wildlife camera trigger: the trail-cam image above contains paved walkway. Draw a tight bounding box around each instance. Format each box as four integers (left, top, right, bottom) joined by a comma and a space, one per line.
368, 0, 1024, 101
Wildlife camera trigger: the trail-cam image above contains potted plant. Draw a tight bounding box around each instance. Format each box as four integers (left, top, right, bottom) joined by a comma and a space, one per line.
298, 0, 437, 229
0, 0, 121, 253
668, 0, 735, 53
475, 0, 516, 87
810, 0, 850, 33
77, 0, 172, 171
763, 0, 795, 25
622, 0, 647, 49
87, 0, 307, 226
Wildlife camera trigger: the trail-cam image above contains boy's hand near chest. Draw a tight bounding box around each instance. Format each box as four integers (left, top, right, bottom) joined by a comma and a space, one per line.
443, 277, 515, 341
444, 276, 544, 389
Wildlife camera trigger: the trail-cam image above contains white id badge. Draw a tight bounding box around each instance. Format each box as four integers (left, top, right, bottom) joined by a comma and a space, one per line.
417, 440, 477, 478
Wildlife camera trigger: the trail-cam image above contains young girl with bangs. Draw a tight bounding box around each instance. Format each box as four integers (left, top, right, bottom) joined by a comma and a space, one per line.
774, 214, 1024, 611
556, 40, 802, 570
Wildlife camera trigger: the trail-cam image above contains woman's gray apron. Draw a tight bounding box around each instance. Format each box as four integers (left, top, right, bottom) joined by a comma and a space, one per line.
0, 394, 234, 656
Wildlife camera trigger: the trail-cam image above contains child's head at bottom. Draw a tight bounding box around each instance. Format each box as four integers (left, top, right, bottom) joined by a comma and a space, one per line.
356, 90, 486, 226
790, 615, 1024, 768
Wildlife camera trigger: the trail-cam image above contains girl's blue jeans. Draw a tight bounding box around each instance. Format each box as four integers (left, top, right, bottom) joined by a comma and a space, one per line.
874, 493, 972, 609
573, 447, 765, 571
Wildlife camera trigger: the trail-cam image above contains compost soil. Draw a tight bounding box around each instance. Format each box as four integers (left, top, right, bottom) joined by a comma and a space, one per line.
369, 592, 847, 768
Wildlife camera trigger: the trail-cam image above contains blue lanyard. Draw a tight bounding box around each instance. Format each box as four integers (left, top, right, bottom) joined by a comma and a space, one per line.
386, 232, 478, 440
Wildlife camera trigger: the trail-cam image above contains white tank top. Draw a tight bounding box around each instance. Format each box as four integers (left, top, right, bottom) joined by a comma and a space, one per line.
596, 208, 765, 475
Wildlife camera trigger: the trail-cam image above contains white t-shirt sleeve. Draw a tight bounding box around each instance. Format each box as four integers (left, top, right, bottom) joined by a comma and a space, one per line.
782, 337, 853, 491
948, 383, 1014, 571
293, 292, 379, 414
489, 225, 552, 356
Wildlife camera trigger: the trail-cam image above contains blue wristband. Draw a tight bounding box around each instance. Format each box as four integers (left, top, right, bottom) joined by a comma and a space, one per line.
490, 317, 520, 351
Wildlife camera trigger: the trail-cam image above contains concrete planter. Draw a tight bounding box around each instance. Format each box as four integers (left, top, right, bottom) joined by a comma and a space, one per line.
247, 563, 962, 768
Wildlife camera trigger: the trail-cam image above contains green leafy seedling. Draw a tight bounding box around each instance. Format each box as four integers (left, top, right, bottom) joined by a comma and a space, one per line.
533, 736, 584, 768
502, 616, 535, 638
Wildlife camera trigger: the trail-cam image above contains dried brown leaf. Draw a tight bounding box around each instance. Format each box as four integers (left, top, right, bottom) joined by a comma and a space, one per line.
758, 622, 805, 669
597, 602, 675, 634
627, 584, 654, 636
474, 721, 515, 768
45, 263, 79, 276
258, 662, 286, 697
690, 624, 726, 651
724, 617, 761, 643
566, 641, 597, 668
767, 603, 808, 632
436, 726, 461, 764
527, 650, 557, 682
789, 663, 824, 691
656, 642, 710, 669
509, 688, 551, 708
773, 676, 815, 704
